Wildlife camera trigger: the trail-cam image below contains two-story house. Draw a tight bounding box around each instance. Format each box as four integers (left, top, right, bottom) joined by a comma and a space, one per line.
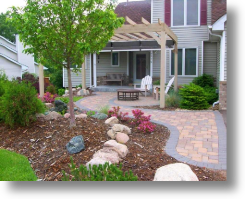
0, 35, 41, 79
63, 0, 227, 109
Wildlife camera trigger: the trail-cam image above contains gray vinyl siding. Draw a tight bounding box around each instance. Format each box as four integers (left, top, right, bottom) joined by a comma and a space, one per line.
207, 0, 212, 26
96, 52, 127, 77
224, 22, 227, 81
152, 0, 164, 23
0, 57, 21, 80
0, 46, 17, 60
203, 42, 217, 80
0, 37, 16, 50
63, 54, 91, 88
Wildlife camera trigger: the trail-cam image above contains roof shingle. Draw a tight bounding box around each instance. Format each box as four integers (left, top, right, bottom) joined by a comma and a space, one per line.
212, 0, 227, 24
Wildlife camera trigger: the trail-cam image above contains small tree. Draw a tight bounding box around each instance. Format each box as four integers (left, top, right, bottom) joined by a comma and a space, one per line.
10, 0, 124, 127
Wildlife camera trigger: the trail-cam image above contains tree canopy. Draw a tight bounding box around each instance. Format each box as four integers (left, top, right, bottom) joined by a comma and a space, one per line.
0, 12, 17, 42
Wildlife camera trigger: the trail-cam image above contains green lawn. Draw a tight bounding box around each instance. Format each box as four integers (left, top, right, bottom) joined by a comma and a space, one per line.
0, 149, 37, 181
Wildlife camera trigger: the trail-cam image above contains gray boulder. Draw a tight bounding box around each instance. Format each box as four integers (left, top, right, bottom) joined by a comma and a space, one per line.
54, 100, 67, 113
66, 135, 85, 154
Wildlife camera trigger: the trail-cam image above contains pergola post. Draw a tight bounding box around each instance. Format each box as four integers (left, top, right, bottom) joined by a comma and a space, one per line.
82, 56, 86, 89
38, 63, 44, 98
160, 31, 166, 108
174, 43, 178, 91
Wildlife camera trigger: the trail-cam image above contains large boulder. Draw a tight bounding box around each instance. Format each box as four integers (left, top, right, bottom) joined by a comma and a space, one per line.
107, 129, 117, 139
112, 124, 131, 134
104, 140, 128, 158
65, 90, 69, 95
105, 117, 119, 126
45, 111, 62, 120
75, 114, 87, 119
116, 132, 129, 144
153, 163, 199, 181
86, 157, 111, 169
92, 148, 121, 164
64, 113, 70, 118
66, 135, 85, 154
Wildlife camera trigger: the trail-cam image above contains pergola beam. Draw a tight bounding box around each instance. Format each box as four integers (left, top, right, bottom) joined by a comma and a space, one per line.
115, 34, 133, 41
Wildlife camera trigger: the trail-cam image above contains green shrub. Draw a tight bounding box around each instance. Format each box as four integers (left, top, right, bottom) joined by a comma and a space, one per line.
0, 149, 37, 181
203, 86, 218, 104
153, 79, 160, 85
0, 70, 9, 97
58, 88, 65, 96
62, 157, 137, 181
0, 81, 45, 127
165, 91, 181, 108
55, 97, 69, 104
76, 84, 82, 88
86, 110, 96, 117
98, 105, 110, 115
92, 113, 108, 120
192, 74, 215, 88
179, 83, 209, 110
46, 85, 56, 94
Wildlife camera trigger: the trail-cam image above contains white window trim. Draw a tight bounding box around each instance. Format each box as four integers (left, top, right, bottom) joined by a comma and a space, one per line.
169, 47, 199, 77
171, 0, 200, 27
111, 52, 120, 67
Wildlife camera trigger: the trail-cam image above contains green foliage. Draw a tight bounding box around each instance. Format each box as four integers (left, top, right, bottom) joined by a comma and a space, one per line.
203, 86, 218, 104
62, 157, 137, 181
92, 113, 108, 120
55, 97, 69, 104
179, 83, 209, 110
153, 79, 160, 85
44, 67, 63, 90
192, 74, 215, 88
58, 88, 65, 96
86, 110, 96, 117
73, 96, 83, 102
0, 149, 37, 181
76, 84, 82, 89
98, 105, 110, 115
0, 70, 9, 97
58, 109, 66, 116
0, 12, 17, 42
165, 91, 181, 108
46, 85, 56, 94
0, 81, 45, 127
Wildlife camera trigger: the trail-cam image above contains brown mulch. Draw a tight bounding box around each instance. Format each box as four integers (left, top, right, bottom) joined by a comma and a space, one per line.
0, 117, 226, 181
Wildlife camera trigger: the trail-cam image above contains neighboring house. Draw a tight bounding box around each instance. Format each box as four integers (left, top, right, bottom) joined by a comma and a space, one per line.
63, 0, 227, 109
0, 35, 40, 79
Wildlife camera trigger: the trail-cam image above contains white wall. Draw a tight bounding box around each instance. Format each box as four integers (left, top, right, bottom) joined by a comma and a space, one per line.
0, 57, 21, 80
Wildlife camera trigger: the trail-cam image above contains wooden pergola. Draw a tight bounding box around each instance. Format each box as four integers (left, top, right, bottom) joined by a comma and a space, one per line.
39, 17, 178, 108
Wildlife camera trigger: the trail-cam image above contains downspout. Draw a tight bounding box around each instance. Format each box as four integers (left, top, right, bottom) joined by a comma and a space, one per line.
208, 27, 223, 107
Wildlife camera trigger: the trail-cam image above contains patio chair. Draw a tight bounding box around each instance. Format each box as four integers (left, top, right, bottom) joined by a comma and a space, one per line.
153, 76, 175, 100
134, 75, 152, 97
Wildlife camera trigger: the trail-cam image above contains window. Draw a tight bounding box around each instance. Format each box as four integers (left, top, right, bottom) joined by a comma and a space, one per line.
172, 0, 200, 27
171, 48, 197, 76
111, 52, 119, 66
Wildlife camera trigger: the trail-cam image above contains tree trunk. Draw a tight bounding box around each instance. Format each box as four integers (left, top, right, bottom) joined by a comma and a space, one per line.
67, 64, 76, 128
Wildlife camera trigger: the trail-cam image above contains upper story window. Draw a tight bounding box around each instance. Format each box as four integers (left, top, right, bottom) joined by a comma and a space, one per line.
172, 0, 200, 27
111, 52, 120, 67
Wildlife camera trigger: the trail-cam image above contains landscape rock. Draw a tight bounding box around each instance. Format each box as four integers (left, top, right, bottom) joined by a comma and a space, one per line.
36, 113, 45, 118
86, 157, 111, 169
107, 129, 117, 139
62, 94, 69, 97
64, 113, 70, 118
104, 140, 128, 158
105, 117, 119, 126
116, 132, 129, 144
44, 111, 62, 120
74, 107, 78, 111
92, 113, 108, 120
66, 135, 85, 154
153, 163, 199, 181
54, 100, 67, 113
45, 103, 53, 109
72, 88, 76, 92
65, 90, 69, 95
112, 124, 131, 134
77, 91, 81, 96
92, 148, 121, 164
75, 114, 87, 119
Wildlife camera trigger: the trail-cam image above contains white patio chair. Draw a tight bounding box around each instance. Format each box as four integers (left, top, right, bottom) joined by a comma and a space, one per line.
153, 76, 175, 100
134, 75, 152, 97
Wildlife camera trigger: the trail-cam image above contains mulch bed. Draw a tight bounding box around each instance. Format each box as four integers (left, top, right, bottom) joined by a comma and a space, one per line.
0, 117, 226, 181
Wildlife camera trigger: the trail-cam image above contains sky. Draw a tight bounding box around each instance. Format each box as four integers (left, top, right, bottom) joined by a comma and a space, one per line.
0, 0, 144, 14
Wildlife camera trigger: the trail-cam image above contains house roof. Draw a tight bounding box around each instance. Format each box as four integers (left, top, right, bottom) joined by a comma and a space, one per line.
0, 42, 17, 53
212, 0, 227, 24
115, 1, 151, 24
0, 36, 16, 46
0, 53, 29, 70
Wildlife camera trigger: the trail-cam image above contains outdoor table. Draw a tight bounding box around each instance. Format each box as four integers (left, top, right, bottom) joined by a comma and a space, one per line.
117, 89, 140, 101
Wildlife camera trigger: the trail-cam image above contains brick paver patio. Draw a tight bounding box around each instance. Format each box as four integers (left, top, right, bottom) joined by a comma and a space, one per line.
76, 92, 227, 170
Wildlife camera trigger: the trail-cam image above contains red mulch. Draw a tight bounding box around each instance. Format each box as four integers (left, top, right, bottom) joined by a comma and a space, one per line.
0, 117, 226, 181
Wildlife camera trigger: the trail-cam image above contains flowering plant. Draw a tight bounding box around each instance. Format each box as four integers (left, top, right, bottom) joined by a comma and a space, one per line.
39, 92, 58, 103
108, 106, 129, 121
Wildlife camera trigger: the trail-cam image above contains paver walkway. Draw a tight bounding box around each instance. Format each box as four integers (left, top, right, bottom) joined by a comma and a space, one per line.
76, 92, 227, 170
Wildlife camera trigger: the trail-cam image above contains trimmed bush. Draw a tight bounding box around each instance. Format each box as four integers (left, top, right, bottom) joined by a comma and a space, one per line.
179, 83, 209, 110
58, 88, 65, 96
46, 85, 56, 94
203, 86, 218, 104
0, 81, 45, 127
165, 91, 181, 108
192, 74, 215, 88
0, 149, 37, 181
62, 157, 137, 181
